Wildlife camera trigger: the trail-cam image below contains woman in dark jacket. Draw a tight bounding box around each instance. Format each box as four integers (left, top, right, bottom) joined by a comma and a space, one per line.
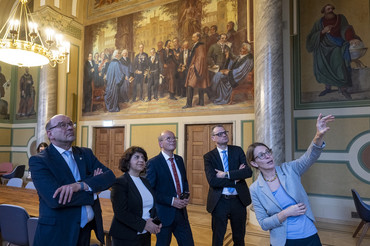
109, 146, 161, 246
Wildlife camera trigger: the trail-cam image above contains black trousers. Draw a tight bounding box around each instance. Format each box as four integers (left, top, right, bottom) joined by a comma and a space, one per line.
211, 195, 246, 246
77, 219, 95, 246
156, 208, 194, 246
112, 232, 151, 246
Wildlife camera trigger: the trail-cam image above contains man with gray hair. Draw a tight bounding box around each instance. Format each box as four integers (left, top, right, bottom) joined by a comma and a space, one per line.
29, 114, 115, 246
211, 42, 254, 105
146, 130, 194, 246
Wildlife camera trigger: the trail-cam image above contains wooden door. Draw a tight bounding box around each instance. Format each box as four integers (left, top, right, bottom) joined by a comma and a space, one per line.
185, 124, 233, 205
94, 127, 125, 177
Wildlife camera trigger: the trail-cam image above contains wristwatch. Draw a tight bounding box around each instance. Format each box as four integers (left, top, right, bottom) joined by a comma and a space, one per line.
225, 172, 229, 179
78, 182, 84, 191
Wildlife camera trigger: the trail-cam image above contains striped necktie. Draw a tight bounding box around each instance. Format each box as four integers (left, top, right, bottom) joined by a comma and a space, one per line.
221, 150, 235, 193
64, 151, 88, 227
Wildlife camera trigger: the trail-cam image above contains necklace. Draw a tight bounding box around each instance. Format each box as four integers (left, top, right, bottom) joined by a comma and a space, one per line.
263, 171, 278, 182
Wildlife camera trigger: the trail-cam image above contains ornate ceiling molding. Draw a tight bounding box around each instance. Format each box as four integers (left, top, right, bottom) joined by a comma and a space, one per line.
32, 6, 83, 40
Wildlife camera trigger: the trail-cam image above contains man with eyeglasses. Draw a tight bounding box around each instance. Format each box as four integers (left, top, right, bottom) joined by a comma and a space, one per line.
203, 124, 253, 246
29, 114, 115, 246
146, 130, 194, 246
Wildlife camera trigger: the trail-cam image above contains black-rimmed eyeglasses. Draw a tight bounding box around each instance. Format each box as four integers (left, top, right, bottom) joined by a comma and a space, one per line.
254, 149, 273, 160
213, 131, 228, 137
48, 121, 76, 130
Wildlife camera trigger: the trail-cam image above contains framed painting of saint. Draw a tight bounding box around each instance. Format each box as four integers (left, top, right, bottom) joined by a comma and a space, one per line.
295, 0, 370, 109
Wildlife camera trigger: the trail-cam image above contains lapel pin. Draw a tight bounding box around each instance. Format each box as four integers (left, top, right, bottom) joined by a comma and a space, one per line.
80, 157, 82, 160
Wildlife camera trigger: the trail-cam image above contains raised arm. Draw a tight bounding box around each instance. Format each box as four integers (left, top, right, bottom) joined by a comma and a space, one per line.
313, 113, 334, 146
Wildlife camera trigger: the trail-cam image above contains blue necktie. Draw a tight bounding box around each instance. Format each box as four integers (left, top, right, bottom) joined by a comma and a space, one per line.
64, 151, 88, 228
222, 150, 235, 193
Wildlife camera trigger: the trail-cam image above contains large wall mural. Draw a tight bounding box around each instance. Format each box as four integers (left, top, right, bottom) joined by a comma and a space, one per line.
83, 0, 254, 118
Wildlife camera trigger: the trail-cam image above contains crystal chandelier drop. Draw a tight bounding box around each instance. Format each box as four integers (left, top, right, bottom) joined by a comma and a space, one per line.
0, 0, 70, 67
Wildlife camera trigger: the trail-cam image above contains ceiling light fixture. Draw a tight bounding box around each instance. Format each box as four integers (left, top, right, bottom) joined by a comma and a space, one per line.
0, 0, 70, 67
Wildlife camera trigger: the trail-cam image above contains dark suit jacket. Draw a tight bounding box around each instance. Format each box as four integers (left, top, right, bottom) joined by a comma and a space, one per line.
109, 172, 156, 240
146, 152, 189, 227
203, 145, 253, 213
29, 144, 115, 246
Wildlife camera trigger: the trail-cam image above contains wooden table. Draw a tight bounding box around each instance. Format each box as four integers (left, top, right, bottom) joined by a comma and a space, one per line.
0, 186, 113, 245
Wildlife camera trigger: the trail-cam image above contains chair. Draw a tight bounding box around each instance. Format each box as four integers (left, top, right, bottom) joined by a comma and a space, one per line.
2, 164, 26, 180
6, 177, 23, 187
91, 83, 105, 111
25, 181, 36, 190
0, 162, 13, 175
351, 189, 370, 246
27, 217, 38, 246
99, 189, 111, 199
0, 204, 30, 246
229, 70, 254, 104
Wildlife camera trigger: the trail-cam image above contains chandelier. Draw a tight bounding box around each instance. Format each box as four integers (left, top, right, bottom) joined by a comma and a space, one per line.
0, 0, 70, 67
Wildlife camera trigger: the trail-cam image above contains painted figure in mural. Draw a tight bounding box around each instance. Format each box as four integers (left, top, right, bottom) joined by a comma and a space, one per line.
157, 41, 166, 98
96, 51, 109, 87
306, 3, 361, 100
179, 0, 202, 42
172, 38, 182, 97
226, 21, 239, 55
178, 41, 190, 98
202, 26, 210, 49
0, 65, 8, 117
226, 21, 236, 44
18, 67, 36, 117
119, 49, 133, 103
132, 44, 149, 102
208, 33, 233, 70
0, 65, 6, 99
163, 40, 178, 100
183, 32, 210, 109
211, 43, 254, 105
147, 48, 162, 101
105, 50, 125, 112
83, 53, 95, 112
93, 52, 102, 87
207, 25, 219, 52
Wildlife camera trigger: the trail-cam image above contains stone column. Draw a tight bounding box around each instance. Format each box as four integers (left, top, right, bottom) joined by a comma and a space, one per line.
37, 65, 58, 145
254, 0, 285, 165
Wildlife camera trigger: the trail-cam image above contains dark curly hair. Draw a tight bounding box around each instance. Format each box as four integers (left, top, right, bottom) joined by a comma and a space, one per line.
119, 146, 148, 173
